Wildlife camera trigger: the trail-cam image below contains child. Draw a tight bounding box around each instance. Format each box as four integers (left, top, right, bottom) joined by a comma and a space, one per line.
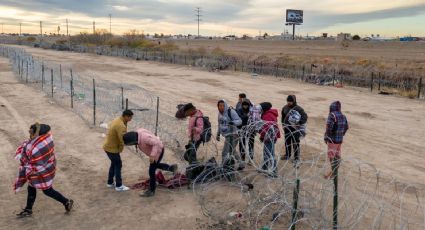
259, 102, 281, 177
324, 101, 349, 179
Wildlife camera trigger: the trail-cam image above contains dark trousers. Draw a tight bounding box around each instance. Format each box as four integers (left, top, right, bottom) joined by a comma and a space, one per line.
149, 149, 172, 192
25, 185, 68, 210
239, 132, 255, 161
106, 152, 122, 187
284, 130, 300, 160
187, 139, 202, 164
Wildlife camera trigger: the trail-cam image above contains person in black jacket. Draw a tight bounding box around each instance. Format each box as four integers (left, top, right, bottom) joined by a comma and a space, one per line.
236, 99, 255, 168
281, 95, 308, 163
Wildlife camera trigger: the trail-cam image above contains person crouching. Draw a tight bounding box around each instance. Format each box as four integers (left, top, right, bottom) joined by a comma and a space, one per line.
123, 129, 178, 197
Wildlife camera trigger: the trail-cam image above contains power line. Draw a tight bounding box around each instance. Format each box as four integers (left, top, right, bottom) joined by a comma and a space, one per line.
195, 7, 202, 38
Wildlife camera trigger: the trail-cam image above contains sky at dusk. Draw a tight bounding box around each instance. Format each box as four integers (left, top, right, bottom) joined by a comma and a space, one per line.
0, 0, 425, 37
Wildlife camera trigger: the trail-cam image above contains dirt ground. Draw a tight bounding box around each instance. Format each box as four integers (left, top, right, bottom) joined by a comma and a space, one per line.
173, 40, 425, 76
0, 45, 424, 229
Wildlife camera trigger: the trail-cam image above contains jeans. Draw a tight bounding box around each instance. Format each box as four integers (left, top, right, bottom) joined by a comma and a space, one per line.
106, 151, 122, 187
239, 132, 255, 161
25, 186, 69, 210
263, 140, 276, 174
186, 139, 202, 164
222, 134, 240, 172
149, 149, 173, 192
284, 130, 300, 160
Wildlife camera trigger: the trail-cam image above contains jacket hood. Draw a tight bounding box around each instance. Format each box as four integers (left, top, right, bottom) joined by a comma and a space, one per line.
330, 101, 341, 112
217, 99, 229, 114
262, 108, 279, 120
287, 95, 297, 106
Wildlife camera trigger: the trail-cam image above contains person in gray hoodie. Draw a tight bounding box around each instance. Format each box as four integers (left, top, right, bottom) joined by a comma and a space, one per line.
216, 99, 243, 173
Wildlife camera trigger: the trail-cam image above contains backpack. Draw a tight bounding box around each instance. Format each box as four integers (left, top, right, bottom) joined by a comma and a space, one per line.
195, 116, 212, 143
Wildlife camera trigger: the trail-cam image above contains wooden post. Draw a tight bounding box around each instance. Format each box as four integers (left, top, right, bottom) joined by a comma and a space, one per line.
60, 64, 63, 89
333, 69, 336, 86
155, 96, 159, 136
291, 178, 300, 230
418, 77, 423, 99
93, 78, 96, 126
70, 69, 74, 108
378, 72, 381, 91
370, 72, 374, 92
302, 65, 305, 81
125, 98, 128, 110
50, 69, 54, 97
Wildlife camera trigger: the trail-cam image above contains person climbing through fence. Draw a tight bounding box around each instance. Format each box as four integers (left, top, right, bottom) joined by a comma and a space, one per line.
216, 99, 243, 176
14, 123, 74, 218
324, 101, 349, 179
235, 93, 247, 111
123, 128, 178, 197
236, 98, 255, 168
183, 103, 208, 164
103, 110, 133, 192
259, 102, 281, 177
281, 95, 308, 166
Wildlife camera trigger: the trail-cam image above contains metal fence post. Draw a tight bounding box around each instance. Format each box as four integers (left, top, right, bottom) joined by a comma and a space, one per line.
291, 178, 300, 230
93, 78, 96, 126
378, 72, 381, 91
41, 62, 45, 90
332, 158, 339, 230
418, 77, 423, 99
60, 64, 63, 89
70, 69, 74, 108
370, 72, 374, 92
121, 87, 124, 110
26, 60, 28, 83
51, 69, 54, 97
125, 98, 128, 110
155, 96, 159, 136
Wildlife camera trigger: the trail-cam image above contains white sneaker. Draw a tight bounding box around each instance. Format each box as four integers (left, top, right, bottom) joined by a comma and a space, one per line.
115, 185, 130, 192
106, 183, 115, 188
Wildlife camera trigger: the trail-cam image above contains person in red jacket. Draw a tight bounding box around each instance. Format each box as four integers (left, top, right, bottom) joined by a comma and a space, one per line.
259, 102, 281, 177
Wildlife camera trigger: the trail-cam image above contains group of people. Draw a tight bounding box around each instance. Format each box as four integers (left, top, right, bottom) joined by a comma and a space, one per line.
182, 93, 348, 179
12, 93, 348, 217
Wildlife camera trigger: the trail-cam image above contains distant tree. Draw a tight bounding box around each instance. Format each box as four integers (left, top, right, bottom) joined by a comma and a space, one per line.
353, 35, 361, 40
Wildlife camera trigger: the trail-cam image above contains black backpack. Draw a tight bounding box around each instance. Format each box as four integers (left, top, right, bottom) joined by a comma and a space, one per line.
195, 116, 212, 143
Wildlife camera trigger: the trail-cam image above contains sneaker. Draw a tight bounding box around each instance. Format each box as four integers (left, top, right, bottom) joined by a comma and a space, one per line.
16, 209, 32, 218
115, 185, 130, 192
65, 199, 74, 213
140, 190, 155, 197
169, 164, 178, 174
106, 182, 115, 188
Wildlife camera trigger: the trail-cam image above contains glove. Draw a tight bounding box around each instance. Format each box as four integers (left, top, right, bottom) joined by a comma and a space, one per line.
216, 135, 220, 142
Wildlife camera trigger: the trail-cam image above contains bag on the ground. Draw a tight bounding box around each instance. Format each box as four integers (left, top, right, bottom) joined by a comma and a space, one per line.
195, 116, 212, 143
186, 157, 219, 182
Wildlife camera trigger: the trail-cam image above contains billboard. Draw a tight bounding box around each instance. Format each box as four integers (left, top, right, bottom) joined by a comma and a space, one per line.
286, 9, 303, 24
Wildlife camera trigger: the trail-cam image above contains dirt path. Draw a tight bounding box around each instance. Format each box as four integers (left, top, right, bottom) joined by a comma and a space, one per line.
13, 45, 425, 186
0, 57, 205, 230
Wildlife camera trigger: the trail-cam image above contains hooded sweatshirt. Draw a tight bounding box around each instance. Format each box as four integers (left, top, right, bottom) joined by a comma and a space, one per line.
281, 95, 308, 129
324, 101, 349, 144
137, 128, 164, 162
188, 109, 204, 141
236, 99, 253, 128
260, 108, 281, 142
217, 100, 242, 136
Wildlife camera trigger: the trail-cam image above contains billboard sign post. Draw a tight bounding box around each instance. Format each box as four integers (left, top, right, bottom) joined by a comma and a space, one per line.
285, 9, 303, 40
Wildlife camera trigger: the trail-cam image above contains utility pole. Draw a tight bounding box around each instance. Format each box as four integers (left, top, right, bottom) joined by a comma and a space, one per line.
93, 21, 95, 34
109, 14, 112, 34
195, 7, 202, 38
40, 21, 43, 45
66, 18, 69, 36
19, 22, 21, 36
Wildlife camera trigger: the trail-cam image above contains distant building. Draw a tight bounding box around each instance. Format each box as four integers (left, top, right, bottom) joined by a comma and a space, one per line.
337, 33, 352, 41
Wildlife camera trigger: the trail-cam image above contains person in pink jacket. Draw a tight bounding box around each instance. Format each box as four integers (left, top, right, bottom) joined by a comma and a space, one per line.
123, 128, 177, 197
184, 103, 204, 163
